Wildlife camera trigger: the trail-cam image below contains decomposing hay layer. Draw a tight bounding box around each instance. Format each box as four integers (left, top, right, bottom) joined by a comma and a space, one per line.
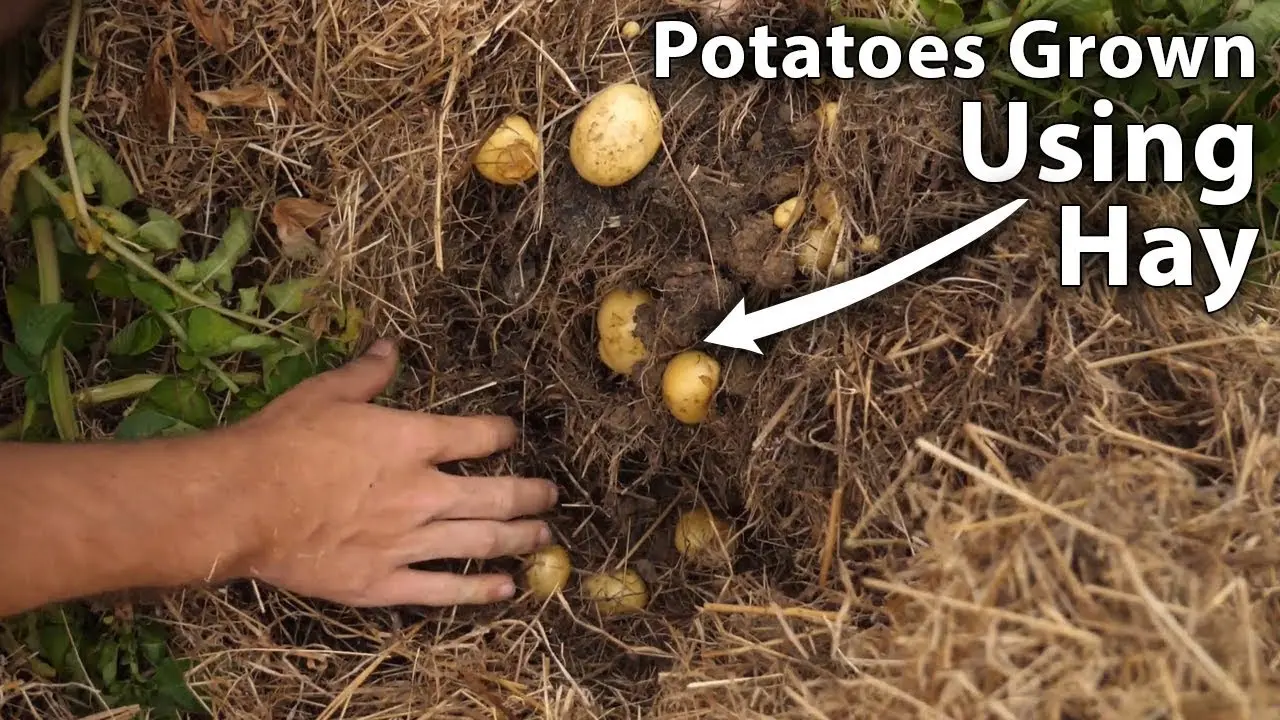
4, 0, 1280, 718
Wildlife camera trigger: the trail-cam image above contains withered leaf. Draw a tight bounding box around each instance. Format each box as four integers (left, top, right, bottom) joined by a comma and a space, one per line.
0, 132, 48, 219
173, 74, 209, 136
195, 85, 287, 111
271, 198, 332, 260
141, 47, 172, 131
181, 0, 233, 54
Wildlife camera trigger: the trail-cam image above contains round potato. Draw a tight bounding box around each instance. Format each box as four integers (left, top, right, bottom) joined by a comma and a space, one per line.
473, 115, 541, 185
570, 83, 663, 187
662, 350, 721, 424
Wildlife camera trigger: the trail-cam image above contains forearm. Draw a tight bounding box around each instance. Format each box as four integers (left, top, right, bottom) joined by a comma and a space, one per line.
0, 432, 258, 617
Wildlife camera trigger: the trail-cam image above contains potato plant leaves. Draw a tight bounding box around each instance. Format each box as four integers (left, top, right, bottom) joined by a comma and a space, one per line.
171, 207, 252, 292
14, 302, 75, 361
69, 131, 136, 208
108, 314, 166, 356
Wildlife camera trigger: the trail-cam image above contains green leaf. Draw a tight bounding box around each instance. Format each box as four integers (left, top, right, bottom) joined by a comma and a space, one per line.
171, 208, 254, 293
92, 263, 133, 299
36, 620, 72, 676
226, 387, 272, 423
136, 208, 184, 252
4, 283, 37, 323
1216, 0, 1280, 47
152, 657, 203, 713
61, 300, 96, 355
114, 408, 199, 440
2, 343, 40, 378
238, 286, 260, 314
128, 277, 177, 312
24, 374, 49, 405
89, 205, 140, 237
145, 377, 216, 428
98, 640, 119, 687
70, 130, 136, 208
265, 352, 317, 396
14, 301, 74, 360
184, 307, 250, 356
919, 0, 965, 30
263, 277, 319, 314
176, 353, 201, 371
108, 314, 165, 356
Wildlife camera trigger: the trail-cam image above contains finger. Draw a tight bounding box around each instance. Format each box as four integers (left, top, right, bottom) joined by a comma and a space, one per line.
296, 338, 398, 403
393, 519, 551, 565
364, 569, 516, 606
430, 474, 559, 521
421, 414, 518, 463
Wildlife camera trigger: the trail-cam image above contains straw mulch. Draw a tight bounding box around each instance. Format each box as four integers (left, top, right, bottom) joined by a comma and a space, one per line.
4, 0, 1280, 718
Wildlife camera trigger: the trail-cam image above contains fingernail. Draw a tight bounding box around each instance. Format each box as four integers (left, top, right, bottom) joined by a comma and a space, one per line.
366, 338, 394, 357
539, 525, 552, 545
496, 579, 516, 599
546, 481, 559, 506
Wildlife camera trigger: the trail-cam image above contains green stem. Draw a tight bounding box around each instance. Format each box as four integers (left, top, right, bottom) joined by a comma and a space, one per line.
989, 68, 1061, 101
56, 0, 89, 224
154, 311, 242, 394
26, 168, 300, 342
72, 372, 260, 406
22, 174, 80, 441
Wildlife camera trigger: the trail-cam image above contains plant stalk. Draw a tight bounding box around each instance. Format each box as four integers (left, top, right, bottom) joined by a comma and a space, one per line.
22, 174, 79, 441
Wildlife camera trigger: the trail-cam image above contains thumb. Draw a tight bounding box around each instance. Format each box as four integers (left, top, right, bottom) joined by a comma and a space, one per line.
305, 338, 399, 403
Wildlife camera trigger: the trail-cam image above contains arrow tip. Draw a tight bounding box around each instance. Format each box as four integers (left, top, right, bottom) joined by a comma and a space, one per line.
704, 299, 762, 354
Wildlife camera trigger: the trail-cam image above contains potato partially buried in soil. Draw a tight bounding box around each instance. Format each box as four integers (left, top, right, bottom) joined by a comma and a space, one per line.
662, 350, 721, 425
596, 288, 654, 376
583, 568, 648, 616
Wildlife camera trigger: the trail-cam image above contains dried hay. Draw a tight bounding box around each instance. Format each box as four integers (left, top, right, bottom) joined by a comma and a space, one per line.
4, 0, 1280, 718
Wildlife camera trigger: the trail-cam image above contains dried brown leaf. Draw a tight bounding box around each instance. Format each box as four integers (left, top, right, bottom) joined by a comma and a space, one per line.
181, 0, 232, 54
194, 85, 287, 111
174, 74, 209, 136
271, 198, 332, 260
140, 47, 172, 131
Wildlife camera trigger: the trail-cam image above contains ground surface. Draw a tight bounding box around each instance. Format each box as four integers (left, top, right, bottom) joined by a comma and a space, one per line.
3, 0, 1280, 718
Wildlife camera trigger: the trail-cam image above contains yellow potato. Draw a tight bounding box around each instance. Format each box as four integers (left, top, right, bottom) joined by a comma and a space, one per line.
858, 233, 882, 253
596, 288, 653, 375
813, 182, 839, 220
816, 101, 839, 129
674, 507, 735, 562
773, 197, 800, 230
473, 115, 541, 185
570, 83, 663, 187
524, 545, 572, 599
662, 350, 721, 424
796, 223, 839, 277
583, 568, 648, 615
621, 20, 642, 39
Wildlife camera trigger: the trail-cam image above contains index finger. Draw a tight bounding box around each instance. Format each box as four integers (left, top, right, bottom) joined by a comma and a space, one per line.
421, 414, 519, 463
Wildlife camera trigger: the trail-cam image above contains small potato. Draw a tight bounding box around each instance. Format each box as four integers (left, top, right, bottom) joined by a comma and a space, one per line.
584, 569, 648, 615
773, 197, 800, 230
596, 288, 653, 375
858, 234, 882, 253
675, 507, 735, 563
620, 20, 642, 39
524, 545, 572, 599
816, 101, 839, 129
813, 182, 839, 220
570, 83, 663, 187
662, 350, 721, 424
796, 224, 839, 277
473, 115, 541, 185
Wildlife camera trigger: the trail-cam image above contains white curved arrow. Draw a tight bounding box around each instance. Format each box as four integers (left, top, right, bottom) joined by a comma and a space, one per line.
704, 198, 1028, 354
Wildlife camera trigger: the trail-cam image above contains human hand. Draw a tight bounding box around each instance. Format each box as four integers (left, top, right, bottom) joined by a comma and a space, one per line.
221, 339, 557, 607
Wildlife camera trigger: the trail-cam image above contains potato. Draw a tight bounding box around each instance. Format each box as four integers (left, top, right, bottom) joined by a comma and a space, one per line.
524, 544, 572, 599
662, 350, 721, 424
796, 224, 839, 277
583, 568, 648, 615
773, 197, 800, 230
674, 507, 735, 562
858, 233, 882, 253
813, 182, 839, 220
570, 83, 663, 187
816, 101, 839, 129
473, 115, 541, 185
621, 20, 642, 39
596, 288, 653, 375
